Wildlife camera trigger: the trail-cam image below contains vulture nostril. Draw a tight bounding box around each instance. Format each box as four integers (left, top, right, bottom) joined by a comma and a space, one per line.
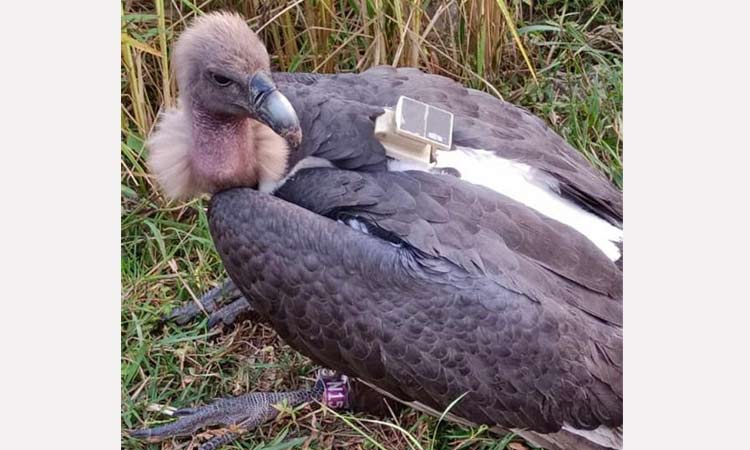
253, 90, 267, 107
249, 72, 278, 107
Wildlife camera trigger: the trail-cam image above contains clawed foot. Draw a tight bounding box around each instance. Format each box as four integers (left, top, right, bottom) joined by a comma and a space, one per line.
130, 378, 325, 449
165, 277, 254, 328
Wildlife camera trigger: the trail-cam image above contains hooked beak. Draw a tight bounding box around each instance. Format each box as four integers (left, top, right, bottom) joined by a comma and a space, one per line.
248, 72, 302, 147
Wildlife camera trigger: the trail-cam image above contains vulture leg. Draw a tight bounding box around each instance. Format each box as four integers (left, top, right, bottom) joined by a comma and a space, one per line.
205, 295, 254, 328
130, 376, 326, 446
165, 277, 254, 327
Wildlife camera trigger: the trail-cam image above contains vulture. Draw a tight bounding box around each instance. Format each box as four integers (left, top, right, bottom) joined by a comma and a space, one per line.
132, 11, 623, 450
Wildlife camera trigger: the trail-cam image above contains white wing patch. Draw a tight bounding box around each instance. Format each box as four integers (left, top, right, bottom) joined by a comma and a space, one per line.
392, 147, 623, 261
563, 423, 623, 449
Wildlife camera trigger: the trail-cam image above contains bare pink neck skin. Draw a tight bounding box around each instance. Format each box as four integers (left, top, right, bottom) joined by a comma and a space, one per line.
190, 107, 260, 192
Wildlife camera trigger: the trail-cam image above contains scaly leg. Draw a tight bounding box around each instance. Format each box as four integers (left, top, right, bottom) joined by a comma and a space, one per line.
165, 277, 254, 328
130, 373, 341, 449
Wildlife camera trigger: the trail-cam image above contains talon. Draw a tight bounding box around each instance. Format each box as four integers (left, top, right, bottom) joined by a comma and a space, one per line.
173, 406, 199, 416
129, 407, 218, 441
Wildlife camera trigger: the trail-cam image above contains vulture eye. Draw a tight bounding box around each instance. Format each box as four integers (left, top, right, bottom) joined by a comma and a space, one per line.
210, 73, 233, 87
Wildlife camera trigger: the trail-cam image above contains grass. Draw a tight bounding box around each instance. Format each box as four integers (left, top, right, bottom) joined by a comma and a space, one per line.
121, 1, 622, 449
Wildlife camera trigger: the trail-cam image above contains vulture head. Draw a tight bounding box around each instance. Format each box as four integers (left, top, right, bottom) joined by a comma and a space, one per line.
148, 12, 300, 200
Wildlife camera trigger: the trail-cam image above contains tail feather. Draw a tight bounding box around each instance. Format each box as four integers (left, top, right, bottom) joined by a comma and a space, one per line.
516, 426, 622, 450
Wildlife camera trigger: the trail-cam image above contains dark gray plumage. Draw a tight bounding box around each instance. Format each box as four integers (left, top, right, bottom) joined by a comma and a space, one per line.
199, 55, 624, 450
209, 168, 622, 440
277, 168, 622, 323
273, 67, 622, 227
